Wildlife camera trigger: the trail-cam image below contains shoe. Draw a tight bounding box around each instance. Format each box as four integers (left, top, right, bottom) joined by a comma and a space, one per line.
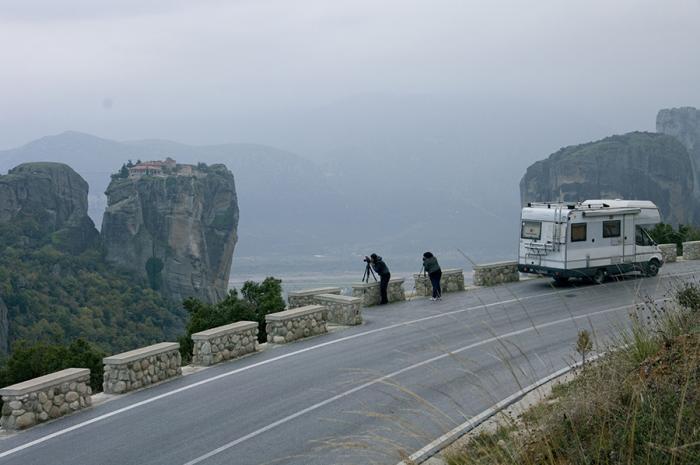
430, 297, 436, 301
436, 296, 442, 301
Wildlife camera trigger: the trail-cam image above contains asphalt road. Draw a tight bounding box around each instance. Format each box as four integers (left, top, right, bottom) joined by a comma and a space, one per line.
1, 261, 698, 465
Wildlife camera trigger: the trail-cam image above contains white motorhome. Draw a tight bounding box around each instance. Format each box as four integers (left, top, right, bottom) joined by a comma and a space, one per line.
518, 200, 663, 284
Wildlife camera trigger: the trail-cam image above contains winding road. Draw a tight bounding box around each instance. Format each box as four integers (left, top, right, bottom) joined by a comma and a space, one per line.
0, 261, 697, 465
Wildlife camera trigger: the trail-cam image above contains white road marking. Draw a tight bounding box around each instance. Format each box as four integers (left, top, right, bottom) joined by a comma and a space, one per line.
0, 269, 691, 460
182, 301, 650, 465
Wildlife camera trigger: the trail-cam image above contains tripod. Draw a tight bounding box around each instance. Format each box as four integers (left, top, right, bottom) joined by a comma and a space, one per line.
362, 261, 378, 283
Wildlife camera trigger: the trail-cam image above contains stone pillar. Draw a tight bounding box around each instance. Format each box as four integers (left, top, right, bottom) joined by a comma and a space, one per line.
682, 241, 700, 260
0, 368, 92, 430
103, 342, 181, 394
473, 261, 519, 286
191, 321, 258, 366
658, 243, 677, 263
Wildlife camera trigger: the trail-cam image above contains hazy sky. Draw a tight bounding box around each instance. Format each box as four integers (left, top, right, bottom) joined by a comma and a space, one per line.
1, 0, 699, 150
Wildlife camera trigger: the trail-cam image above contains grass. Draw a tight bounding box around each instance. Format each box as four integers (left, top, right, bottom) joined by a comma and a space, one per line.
444, 283, 700, 465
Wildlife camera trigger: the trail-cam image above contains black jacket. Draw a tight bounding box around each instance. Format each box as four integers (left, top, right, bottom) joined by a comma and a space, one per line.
423, 256, 441, 274
371, 256, 390, 276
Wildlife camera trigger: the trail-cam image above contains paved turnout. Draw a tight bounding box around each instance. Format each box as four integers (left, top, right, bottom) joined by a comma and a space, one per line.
1, 261, 698, 465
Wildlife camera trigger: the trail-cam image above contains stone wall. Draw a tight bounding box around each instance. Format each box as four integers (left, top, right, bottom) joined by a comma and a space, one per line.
288, 287, 342, 309
473, 261, 520, 286
103, 342, 181, 394
683, 241, 700, 260
659, 243, 678, 263
192, 321, 258, 366
413, 268, 465, 296
266, 305, 327, 343
0, 368, 92, 430
313, 294, 362, 325
351, 278, 406, 307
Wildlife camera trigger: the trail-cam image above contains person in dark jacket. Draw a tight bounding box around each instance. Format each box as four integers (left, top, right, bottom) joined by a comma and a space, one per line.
422, 252, 442, 300
370, 253, 391, 305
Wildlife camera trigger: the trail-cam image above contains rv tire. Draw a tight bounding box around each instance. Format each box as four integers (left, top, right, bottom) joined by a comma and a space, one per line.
553, 276, 569, 286
592, 269, 606, 285
645, 259, 660, 277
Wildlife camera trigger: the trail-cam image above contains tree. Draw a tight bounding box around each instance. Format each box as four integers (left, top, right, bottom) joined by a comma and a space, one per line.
145, 257, 164, 290
178, 278, 285, 360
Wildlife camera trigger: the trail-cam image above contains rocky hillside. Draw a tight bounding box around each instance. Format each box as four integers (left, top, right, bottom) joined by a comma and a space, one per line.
520, 132, 695, 225
0, 162, 99, 253
657, 107, 700, 198
101, 162, 238, 303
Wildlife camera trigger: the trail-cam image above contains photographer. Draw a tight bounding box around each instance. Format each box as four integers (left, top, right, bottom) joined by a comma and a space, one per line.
366, 253, 391, 305
422, 252, 442, 300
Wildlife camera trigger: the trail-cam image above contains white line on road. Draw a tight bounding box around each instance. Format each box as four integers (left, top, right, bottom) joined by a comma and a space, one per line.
182, 301, 649, 465
0, 269, 691, 461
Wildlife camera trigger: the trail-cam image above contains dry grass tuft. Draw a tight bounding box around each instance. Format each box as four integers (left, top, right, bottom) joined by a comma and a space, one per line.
445, 284, 700, 465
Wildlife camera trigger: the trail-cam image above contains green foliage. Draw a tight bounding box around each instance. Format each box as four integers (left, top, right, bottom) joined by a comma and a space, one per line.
145, 256, 164, 290
0, 218, 186, 355
647, 223, 700, 255
179, 278, 284, 361
0, 339, 105, 393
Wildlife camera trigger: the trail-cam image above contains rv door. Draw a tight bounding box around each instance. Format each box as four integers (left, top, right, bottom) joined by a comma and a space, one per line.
622, 215, 635, 261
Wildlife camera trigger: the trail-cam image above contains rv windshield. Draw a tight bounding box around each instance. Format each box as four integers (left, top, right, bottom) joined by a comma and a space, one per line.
521, 221, 541, 240
635, 226, 656, 246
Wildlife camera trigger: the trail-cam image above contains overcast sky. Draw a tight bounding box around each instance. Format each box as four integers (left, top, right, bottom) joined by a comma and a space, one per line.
1, 0, 699, 151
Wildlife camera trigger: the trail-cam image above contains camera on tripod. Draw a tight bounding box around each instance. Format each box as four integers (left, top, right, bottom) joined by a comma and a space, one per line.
362, 256, 377, 283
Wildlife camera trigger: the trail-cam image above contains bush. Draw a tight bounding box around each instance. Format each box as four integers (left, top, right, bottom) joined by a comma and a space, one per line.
0, 339, 105, 395
647, 223, 700, 255
179, 277, 285, 361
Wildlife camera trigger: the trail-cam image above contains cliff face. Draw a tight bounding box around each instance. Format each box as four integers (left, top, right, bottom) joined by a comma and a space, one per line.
657, 107, 700, 198
520, 132, 695, 225
101, 164, 238, 303
0, 297, 8, 355
0, 162, 99, 252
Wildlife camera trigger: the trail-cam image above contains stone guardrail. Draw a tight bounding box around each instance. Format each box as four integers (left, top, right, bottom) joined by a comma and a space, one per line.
659, 243, 678, 263
266, 305, 327, 343
313, 294, 362, 325
351, 278, 406, 307
288, 287, 342, 309
191, 321, 258, 366
0, 368, 92, 430
413, 268, 465, 297
682, 241, 700, 260
473, 261, 519, 286
103, 342, 181, 394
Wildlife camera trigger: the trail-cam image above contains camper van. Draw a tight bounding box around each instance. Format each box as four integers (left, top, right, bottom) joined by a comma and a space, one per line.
518, 200, 663, 284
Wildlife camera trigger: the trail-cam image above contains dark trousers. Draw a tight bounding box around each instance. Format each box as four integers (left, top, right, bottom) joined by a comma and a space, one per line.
429, 270, 442, 298
379, 273, 391, 304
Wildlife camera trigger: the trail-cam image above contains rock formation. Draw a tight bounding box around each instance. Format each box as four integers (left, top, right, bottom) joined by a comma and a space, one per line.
0, 297, 8, 355
101, 161, 238, 303
520, 132, 695, 225
0, 162, 99, 252
657, 107, 700, 198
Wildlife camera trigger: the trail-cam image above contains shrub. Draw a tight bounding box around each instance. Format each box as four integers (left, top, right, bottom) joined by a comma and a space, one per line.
179, 277, 285, 361
0, 338, 105, 395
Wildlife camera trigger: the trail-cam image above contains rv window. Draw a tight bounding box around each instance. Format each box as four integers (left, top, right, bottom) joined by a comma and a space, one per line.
521, 221, 541, 240
602, 220, 621, 238
571, 223, 587, 242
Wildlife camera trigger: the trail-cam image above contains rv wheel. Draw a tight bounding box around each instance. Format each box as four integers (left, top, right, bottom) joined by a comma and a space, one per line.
553, 276, 569, 286
645, 259, 660, 277
592, 269, 606, 285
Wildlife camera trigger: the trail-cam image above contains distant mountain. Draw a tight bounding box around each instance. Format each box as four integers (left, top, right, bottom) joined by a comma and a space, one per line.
0, 132, 350, 256
520, 131, 697, 225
